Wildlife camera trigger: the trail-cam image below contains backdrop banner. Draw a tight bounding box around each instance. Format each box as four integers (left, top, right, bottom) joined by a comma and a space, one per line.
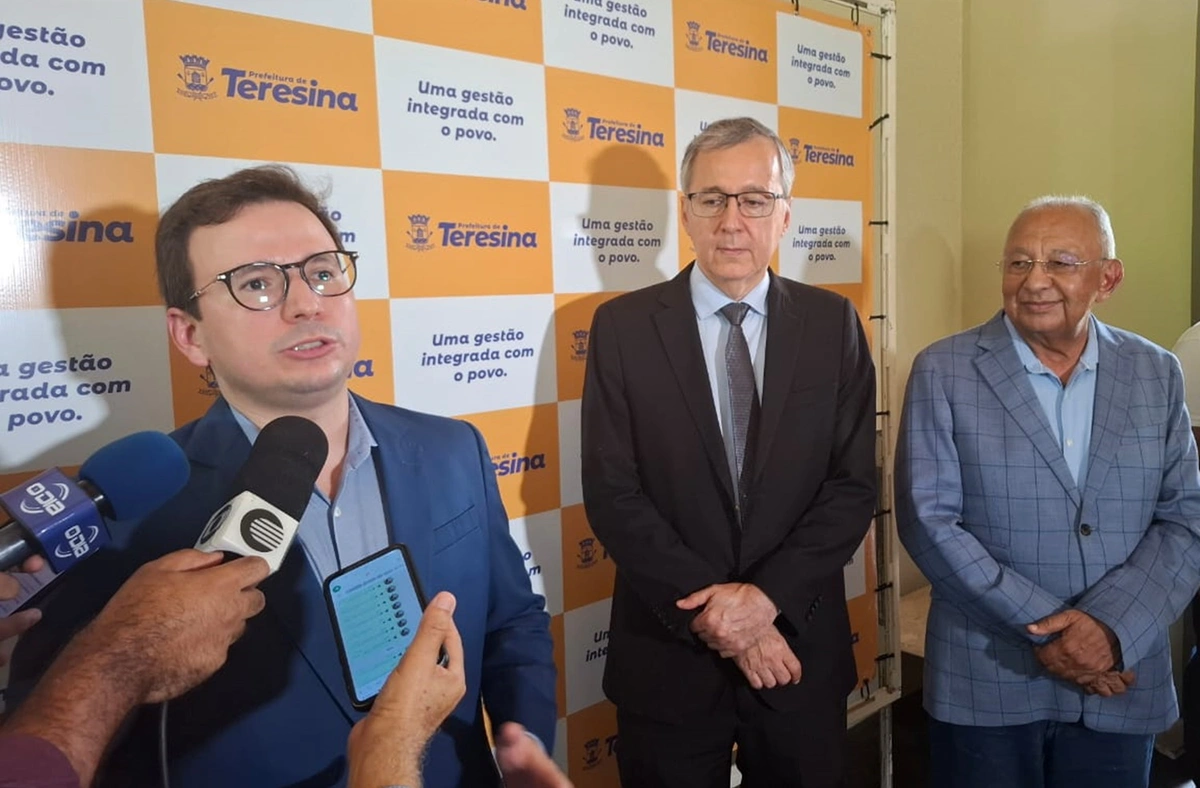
0, 2, 875, 782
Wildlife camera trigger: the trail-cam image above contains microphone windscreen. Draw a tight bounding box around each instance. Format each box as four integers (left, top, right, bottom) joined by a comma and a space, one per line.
233, 416, 329, 521
78, 431, 191, 521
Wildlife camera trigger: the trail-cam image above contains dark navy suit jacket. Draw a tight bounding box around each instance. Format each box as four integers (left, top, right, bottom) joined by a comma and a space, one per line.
9, 395, 557, 788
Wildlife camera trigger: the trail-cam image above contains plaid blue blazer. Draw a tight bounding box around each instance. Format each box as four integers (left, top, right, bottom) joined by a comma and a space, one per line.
896, 311, 1200, 733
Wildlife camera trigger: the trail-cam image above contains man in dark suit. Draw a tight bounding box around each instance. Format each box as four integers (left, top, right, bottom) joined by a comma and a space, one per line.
580, 116, 877, 787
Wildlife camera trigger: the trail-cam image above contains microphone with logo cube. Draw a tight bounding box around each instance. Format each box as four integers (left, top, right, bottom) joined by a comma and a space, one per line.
191, 413, 445, 709
194, 415, 329, 573
151, 415, 328, 785
0, 431, 192, 574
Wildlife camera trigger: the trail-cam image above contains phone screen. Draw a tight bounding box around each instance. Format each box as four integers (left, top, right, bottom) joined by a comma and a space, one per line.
325, 545, 426, 707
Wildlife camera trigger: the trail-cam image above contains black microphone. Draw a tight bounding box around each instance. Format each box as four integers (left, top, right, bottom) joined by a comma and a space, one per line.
0, 432, 191, 573
194, 415, 328, 574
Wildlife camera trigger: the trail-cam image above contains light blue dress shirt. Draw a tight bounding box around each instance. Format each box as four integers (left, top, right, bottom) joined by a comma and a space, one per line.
231, 395, 390, 581
1004, 314, 1099, 486
690, 264, 769, 487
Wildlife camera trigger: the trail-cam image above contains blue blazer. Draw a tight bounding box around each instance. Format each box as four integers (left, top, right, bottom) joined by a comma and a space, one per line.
896, 312, 1200, 734
10, 396, 557, 788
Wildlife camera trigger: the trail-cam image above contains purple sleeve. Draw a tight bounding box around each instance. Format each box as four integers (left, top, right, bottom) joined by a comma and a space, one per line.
0, 735, 80, 788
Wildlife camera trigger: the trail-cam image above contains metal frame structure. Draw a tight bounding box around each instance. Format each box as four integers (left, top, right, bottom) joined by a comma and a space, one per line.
790, 1, 900, 786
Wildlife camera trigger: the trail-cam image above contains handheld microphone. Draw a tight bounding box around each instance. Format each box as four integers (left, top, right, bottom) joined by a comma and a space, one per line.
0, 432, 191, 573
194, 415, 328, 574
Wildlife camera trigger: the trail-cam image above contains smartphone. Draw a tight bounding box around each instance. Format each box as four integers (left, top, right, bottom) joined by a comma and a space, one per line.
324, 544, 432, 710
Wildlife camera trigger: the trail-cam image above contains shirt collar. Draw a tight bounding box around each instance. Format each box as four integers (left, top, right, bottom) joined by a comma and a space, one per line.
689, 263, 771, 320
229, 394, 377, 472
1003, 313, 1099, 374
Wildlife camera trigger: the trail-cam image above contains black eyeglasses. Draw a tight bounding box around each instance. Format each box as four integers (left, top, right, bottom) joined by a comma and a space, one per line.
189, 250, 359, 311
685, 191, 785, 218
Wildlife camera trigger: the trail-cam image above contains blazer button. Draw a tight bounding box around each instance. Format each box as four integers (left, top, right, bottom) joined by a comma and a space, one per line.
1080, 524, 1093, 536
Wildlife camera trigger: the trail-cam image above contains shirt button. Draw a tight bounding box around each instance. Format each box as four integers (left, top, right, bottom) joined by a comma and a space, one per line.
334, 507, 342, 517
1080, 523, 1093, 536
1066, 439, 1074, 448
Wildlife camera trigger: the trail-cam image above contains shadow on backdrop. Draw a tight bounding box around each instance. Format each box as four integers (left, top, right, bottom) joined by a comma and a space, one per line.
519, 145, 676, 713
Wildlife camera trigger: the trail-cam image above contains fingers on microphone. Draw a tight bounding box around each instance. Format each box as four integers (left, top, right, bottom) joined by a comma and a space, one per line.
223, 555, 270, 586
159, 548, 225, 571
0, 608, 42, 643
0, 573, 20, 602
244, 588, 266, 619
228, 619, 249, 647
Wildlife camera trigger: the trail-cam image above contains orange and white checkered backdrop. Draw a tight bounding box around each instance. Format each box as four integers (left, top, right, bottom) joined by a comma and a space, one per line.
0, 1, 876, 783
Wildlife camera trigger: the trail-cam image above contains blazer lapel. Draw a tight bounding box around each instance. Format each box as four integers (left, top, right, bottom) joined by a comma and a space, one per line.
751, 273, 805, 484
653, 265, 737, 501
354, 397, 433, 590
1081, 321, 1131, 500
973, 314, 1081, 505
261, 548, 362, 722
188, 398, 362, 723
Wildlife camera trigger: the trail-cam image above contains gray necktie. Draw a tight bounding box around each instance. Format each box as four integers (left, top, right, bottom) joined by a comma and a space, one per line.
720, 302, 760, 517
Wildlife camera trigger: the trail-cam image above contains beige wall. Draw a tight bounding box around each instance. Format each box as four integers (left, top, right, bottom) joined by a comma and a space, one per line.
961, 0, 1197, 348
894, 0, 964, 593
894, 0, 1197, 593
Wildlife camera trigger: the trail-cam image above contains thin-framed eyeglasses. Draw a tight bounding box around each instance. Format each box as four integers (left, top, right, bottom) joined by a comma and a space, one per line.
996, 258, 1109, 277
685, 190, 785, 218
188, 250, 359, 311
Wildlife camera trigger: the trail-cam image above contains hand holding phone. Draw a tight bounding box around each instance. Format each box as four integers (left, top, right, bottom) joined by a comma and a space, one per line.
345, 590, 466, 788
324, 544, 437, 709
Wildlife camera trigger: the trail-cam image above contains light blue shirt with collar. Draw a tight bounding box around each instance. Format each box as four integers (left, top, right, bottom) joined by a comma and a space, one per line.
690, 264, 769, 486
230, 395, 390, 581
1004, 313, 1099, 486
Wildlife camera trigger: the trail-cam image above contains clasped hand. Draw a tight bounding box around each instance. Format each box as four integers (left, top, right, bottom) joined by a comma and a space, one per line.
1027, 609, 1134, 697
677, 583, 801, 689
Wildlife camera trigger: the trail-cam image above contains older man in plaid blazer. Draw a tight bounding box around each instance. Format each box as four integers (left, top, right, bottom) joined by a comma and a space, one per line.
896, 195, 1200, 788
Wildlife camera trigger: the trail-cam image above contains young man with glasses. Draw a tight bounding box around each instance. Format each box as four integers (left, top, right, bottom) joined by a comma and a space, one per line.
896, 196, 1200, 788
6, 166, 558, 788
579, 117, 877, 787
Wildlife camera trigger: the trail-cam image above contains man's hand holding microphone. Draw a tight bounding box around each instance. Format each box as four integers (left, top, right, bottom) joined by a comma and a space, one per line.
0, 417, 571, 788
0, 549, 269, 786
0, 555, 45, 664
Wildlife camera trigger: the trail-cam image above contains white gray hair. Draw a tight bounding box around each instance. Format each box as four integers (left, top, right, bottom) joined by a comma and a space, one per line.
1017, 194, 1117, 259
679, 117, 795, 197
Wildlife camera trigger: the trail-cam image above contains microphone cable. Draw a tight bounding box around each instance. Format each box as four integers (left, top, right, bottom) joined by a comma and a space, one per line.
159, 700, 171, 788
